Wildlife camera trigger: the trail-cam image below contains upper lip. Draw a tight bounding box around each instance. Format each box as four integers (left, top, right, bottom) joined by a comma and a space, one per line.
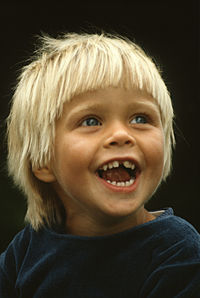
96, 156, 140, 171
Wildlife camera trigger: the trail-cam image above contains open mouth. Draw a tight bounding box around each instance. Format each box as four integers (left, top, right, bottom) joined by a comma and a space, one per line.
97, 160, 138, 187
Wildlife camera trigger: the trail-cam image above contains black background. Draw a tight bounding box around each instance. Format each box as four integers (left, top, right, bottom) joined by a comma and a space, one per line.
0, 0, 199, 253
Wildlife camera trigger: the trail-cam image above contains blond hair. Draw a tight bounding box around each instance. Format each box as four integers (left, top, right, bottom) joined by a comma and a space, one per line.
7, 32, 175, 230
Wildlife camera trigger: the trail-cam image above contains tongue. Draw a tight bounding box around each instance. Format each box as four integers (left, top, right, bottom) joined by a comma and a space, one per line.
101, 167, 131, 182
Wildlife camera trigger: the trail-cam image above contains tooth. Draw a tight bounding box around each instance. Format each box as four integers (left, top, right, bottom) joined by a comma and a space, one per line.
103, 164, 108, 171
123, 161, 132, 168
108, 163, 113, 169
113, 161, 119, 168
131, 164, 135, 170
105, 178, 135, 187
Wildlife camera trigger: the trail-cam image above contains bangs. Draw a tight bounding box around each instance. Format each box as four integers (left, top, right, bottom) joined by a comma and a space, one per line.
40, 34, 168, 120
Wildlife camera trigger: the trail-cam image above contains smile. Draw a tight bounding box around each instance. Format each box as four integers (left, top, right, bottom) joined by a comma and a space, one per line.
97, 160, 139, 188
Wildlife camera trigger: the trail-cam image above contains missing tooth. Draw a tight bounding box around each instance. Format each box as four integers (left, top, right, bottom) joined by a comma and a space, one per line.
98, 164, 136, 182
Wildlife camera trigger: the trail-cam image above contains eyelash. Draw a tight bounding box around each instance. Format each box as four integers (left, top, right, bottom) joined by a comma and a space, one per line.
80, 117, 102, 127
79, 113, 151, 127
130, 114, 150, 125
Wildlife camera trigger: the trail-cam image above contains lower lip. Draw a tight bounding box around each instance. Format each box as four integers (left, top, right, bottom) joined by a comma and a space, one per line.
96, 174, 139, 193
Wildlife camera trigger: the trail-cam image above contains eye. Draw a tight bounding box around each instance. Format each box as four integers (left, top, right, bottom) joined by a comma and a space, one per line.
81, 117, 101, 127
131, 115, 148, 124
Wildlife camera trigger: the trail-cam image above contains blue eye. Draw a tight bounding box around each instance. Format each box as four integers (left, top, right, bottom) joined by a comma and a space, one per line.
81, 117, 101, 126
131, 115, 148, 124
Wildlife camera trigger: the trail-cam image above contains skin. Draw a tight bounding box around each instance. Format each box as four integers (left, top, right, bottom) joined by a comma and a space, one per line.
34, 87, 165, 236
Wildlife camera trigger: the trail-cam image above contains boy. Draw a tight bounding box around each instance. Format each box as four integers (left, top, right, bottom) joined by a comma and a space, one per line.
0, 32, 200, 297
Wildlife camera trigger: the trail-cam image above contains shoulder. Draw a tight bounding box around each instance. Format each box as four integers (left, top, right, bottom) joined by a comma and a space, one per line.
140, 209, 200, 297
0, 225, 32, 276
0, 225, 44, 289
136, 208, 200, 265
0, 225, 53, 297
154, 210, 200, 259
150, 208, 200, 244
0, 226, 31, 297
149, 209, 200, 264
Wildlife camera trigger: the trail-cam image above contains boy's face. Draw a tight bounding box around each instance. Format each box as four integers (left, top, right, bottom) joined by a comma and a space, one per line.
43, 87, 164, 234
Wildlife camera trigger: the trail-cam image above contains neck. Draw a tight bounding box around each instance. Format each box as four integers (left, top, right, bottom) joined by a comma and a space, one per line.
65, 208, 155, 237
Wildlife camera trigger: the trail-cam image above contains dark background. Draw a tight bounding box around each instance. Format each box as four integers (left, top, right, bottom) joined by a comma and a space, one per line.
0, 1, 199, 253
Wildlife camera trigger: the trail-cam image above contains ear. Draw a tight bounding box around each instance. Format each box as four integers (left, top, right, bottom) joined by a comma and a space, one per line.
33, 166, 56, 183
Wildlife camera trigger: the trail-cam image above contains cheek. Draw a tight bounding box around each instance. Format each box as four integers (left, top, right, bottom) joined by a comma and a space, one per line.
143, 131, 165, 171
151, 139, 164, 160
53, 135, 95, 180
67, 137, 96, 166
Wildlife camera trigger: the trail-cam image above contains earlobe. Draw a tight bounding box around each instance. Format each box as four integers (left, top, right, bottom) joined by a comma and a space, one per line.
33, 166, 56, 183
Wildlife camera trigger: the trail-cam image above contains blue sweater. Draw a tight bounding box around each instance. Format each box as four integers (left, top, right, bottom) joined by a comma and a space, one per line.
0, 208, 200, 298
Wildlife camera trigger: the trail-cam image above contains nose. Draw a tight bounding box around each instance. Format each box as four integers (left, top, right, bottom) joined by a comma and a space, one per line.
103, 123, 136, 148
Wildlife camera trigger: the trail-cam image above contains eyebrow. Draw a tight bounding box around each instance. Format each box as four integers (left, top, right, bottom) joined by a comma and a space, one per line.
129, 100, 160, 113
67, 103, 107, 116
66, 98, 160, 119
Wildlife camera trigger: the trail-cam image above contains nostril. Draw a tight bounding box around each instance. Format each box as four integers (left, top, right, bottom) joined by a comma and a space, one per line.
104, 130, 136, 148
125, 140, 132, 145
109, 139, 134, 147
110, 141, 118, 146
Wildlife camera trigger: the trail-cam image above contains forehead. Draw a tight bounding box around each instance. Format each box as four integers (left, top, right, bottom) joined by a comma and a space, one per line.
61, 87, 160, 117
